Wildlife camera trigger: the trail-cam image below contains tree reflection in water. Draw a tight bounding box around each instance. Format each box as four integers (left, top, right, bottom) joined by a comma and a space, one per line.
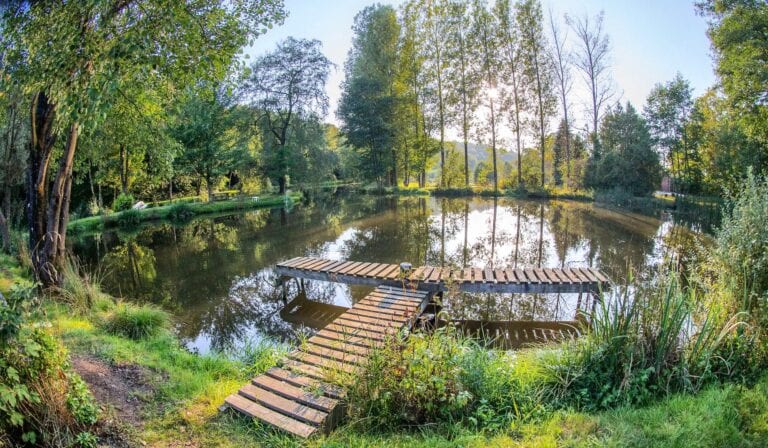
69, 190, 706, 354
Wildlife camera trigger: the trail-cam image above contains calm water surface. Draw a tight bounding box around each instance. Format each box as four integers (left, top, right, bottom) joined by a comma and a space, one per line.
71, 191, 701, 353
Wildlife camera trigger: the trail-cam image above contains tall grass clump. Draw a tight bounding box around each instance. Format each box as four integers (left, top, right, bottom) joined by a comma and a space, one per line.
102, 303, 170, 340
57, 258, 110, 314
550, 271, 745, 411
116, 208, 141, 227
707, 170, 768, 326
346, 326, 549, 431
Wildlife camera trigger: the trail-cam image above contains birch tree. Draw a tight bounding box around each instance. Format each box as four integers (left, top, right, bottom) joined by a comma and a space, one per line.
548, 10, 573, 186
568, 10, 614, 152
517, 0, 556, 187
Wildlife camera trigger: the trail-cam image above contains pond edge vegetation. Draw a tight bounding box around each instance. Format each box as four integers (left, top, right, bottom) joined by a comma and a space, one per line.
1, 174, 768, 446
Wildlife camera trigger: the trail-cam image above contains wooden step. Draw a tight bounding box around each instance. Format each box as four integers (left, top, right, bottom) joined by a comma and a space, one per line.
264, 367, 346, 400
238, 383, 328, 426
252, 374, 338, 412
225, 393, 317, 438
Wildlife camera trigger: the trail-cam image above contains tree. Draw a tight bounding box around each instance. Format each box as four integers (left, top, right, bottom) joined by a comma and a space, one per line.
548, 10, 573, 186
172, 84, 255, 201
1, 0, 285, 286
494, 0, 527, 187
644, 74, 697, 192
421, 0, 451, 187
696, 0, 768, 179
472, 0, 501, 192
518, 0, 556, 187
338, 5, 402, 186
247, 37, 332, 193
446, 0, 481, 187
568, 10, 614, 151
586, 102, 661, 195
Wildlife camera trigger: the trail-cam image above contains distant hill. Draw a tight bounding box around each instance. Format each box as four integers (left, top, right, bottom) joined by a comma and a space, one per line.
449, 141, 517, 174
425, 141, 517, 182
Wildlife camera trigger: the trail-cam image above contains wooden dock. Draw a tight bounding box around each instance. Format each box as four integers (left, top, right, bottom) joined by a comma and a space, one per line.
224, 285, 431, 438
275, 257, 610, 294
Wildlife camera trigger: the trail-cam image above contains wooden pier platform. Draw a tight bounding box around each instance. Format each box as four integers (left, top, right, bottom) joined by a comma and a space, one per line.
224, 285, 431, 438
275, 257, 610, 294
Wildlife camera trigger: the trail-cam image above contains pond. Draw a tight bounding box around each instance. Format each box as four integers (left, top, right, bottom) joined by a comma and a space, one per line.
70, 190, 703, 354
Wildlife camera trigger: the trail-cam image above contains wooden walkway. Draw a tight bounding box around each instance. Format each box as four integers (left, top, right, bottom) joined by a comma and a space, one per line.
456, 320, 583, 350
224, 285, 431, 438
275, 257, 610, 294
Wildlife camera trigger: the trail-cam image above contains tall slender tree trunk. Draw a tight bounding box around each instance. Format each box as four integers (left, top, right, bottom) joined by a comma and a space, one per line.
0, 209, 9, 252
490, 99, 498, 193
34, 121, 79, 287
534, 60, 546, 188
119, 143, 128, 194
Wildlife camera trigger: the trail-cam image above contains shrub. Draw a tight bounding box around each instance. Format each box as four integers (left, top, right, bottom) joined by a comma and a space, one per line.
102, 303, 170, 340
167, 202, 194, 223
710, 171, 768, 326
347, 326, 548, 430
0, 285, 99, 446
112, 193, 135, 212
550, 270, 744, 411
116, 208, 141, 227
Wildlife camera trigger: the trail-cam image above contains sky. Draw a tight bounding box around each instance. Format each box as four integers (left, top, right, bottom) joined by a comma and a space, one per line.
245, 0, 716, 138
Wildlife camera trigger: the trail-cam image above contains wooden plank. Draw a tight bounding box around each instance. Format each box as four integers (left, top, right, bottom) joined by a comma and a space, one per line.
343, 307, 409, 323
410, 266, 426, 281
288, 352, 359, 375
238, 383, 329, 426
278, 257, 304, 268
313, 329, 381, 349
282, 359, 327, 381
307, 335, 371, 357
335, 313, 401, 330
377, 286, 428, 299
427, 267, 442, 283
348, 262, 373, 276
291, 258, 314, 269
381, 264, 401, 279
534, 268, 551, 284
225, 394, 317, 438
351, 302, 412, 317
505, 268, 518, 283
524, 269, 539, 284
302, 343, 365, 365
323, 323, 387, 341
552, 269, 571, 284
358, 263, 383, 277
357, 298, 415, 312
322, 260, 347, 273
370, 263, 395, 278
328, 261, 355, 274
264, 367, 345, 400
252, 375, 338, 412
514, 268, 526, 283
367, 289, 424, 303
302, 258, 328, 270
494, 269, 507, 283
575, 267, 596, 282
461, 268, 472, 283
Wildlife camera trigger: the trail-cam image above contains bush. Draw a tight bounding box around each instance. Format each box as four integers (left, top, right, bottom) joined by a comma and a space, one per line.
710, 171, 768, 325
112, 193, 135, 212
116, 208, 141, 227
550, 270, 744, 411
347, 326, 547, 430
102, 303, 170, 340
166, 202, 194, 223
0, 284, 99, 446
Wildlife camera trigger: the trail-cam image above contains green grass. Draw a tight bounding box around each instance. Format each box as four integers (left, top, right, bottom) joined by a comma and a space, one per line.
68, 192, 303, 234
101, 303, 170, 340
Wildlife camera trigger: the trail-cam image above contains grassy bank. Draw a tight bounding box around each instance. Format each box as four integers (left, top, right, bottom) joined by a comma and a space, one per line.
47, 299, 768, 447
68, 192, 302, 234
357, 184, 594, 201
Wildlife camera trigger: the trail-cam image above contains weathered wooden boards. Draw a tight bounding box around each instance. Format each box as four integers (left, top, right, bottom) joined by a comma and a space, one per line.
224, 285, 431, 438
456, 320, 583, 350
275, 257, 610, 294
